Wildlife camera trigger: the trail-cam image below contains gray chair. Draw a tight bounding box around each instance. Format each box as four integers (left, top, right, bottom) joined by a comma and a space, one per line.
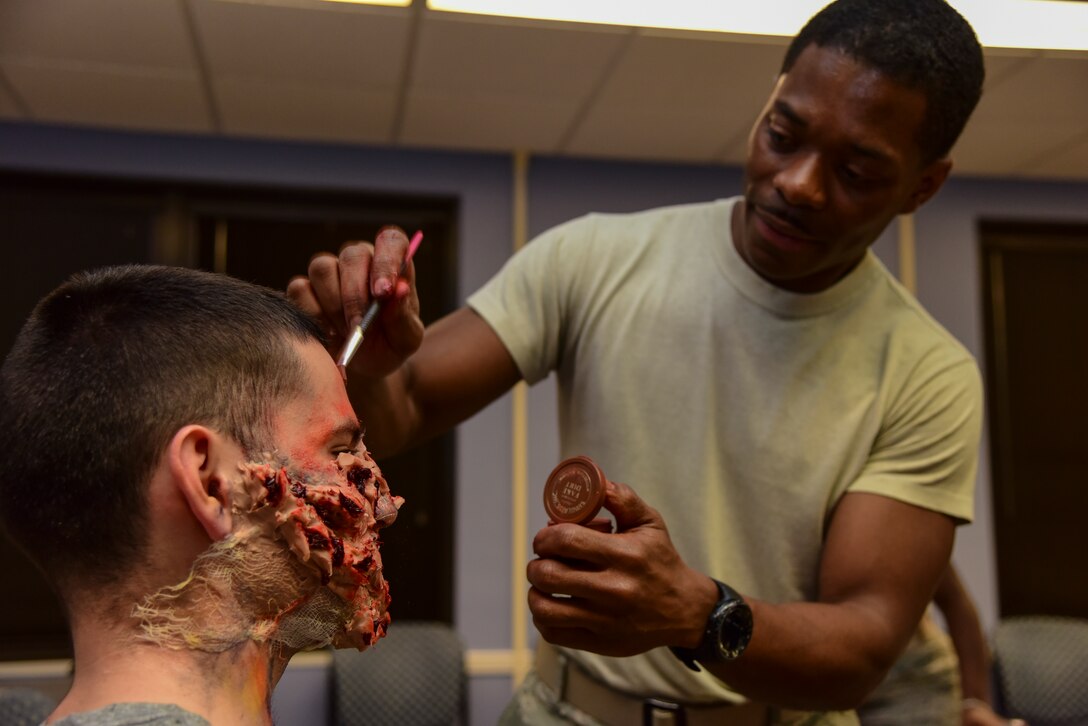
0, 687, 56, 726
992, 615, 1088, 726
331, 621, 466, 726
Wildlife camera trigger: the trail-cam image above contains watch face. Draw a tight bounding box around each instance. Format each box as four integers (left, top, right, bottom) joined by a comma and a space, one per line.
716, 601, 754, 659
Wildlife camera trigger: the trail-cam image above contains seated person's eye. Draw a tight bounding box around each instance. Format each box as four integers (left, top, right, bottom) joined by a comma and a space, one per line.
331, 446, 360, 459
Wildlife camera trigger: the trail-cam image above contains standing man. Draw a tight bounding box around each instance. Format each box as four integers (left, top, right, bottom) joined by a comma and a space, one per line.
290, 1, 986, 723
0, 266, 401, 725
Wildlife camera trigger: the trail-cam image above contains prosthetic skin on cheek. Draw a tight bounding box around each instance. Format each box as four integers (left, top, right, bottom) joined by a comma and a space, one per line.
134, 449, 403, 654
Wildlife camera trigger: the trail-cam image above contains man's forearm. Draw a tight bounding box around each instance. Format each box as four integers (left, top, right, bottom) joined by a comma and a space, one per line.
347, 308, 523, 459
702, 598, 910, 711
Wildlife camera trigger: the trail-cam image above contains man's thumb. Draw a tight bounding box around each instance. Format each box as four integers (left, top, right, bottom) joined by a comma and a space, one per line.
603, 480, 661, 533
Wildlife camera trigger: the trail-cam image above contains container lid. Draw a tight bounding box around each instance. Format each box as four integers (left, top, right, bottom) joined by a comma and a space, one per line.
544, 455, 607, 524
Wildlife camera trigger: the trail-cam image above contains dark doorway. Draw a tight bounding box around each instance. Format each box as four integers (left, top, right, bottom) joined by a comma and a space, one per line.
0, 172, 458, 660
980, 221, 1088, 620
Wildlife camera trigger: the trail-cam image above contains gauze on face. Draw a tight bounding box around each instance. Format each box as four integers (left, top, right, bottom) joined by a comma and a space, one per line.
134, 449, 403, 653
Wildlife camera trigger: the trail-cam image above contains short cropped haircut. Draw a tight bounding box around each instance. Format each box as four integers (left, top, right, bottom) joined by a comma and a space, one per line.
782, 0, 985, 163
0, 265, 324, 594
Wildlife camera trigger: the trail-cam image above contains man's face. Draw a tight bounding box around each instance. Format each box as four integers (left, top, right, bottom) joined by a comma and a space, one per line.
738, 44, 944, 293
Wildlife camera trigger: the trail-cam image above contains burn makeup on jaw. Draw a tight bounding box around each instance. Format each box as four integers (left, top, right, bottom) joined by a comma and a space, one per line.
135, 448, 403, 653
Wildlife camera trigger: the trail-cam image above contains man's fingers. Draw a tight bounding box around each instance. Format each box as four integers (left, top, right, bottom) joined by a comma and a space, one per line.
303, 252, 348, 334
526, 555, 612, 599
286, 276, 320, 317
372, 226, 410, 297
605, 480, 662, 533
337, 242, 374, 327
528, 591, 644, 657
532, 523, 618, 567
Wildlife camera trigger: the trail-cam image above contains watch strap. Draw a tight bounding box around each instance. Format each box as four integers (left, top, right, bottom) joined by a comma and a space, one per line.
669, 578, 750, 672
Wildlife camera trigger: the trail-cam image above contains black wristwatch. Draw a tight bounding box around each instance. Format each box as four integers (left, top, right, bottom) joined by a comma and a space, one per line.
670, 578, 754, 672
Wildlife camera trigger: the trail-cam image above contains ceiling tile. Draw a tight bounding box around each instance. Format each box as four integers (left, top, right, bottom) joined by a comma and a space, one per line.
586, 32, 783, 110
0, 75, 26, 118
217, 77, 396, 144
972, 54, 1088, 124
979, 50, 1037, 88
953, 51, 1088, 177
0, 0, 194, 70
1022, 130, 1088, 179
564, 33, 783, 162
712, 133, 750, 166
4, 61, 211, 133
413, 13, 628, 100
564, 104, 754, 163
400, 88, 579, 152
191, 0, 411, 87
953, 116, 1086, 176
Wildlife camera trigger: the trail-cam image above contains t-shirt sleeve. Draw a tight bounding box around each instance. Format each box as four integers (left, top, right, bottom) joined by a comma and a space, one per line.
467, 216, 591, 385
847, 356, 983, 523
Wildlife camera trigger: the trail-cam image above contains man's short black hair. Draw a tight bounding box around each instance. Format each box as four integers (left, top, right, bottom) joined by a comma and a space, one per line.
0, 265, 324, 596
782, 0, 985, 163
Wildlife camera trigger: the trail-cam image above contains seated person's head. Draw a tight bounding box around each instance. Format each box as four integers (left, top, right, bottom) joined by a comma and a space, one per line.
0, 265, 400, 655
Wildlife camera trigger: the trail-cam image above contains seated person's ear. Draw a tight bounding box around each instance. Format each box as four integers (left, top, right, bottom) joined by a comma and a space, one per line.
167, 425, 240, 541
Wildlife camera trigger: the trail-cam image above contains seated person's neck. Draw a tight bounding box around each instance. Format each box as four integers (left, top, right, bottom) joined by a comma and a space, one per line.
50, 605, 294, 726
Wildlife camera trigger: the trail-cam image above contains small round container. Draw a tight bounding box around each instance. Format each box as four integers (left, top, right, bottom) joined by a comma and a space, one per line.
544, 455, 609, 526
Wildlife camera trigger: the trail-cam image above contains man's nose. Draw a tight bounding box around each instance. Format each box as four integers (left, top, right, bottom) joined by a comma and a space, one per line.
775, 152, 827, 210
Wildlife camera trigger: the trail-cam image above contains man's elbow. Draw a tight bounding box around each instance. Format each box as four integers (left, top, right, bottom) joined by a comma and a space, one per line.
827, 649, 898, 710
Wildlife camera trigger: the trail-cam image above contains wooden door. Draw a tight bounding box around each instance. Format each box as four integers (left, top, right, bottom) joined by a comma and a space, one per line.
981, 221, 1088, 619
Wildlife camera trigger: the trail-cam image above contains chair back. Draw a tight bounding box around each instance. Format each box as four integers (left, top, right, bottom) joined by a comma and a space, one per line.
331, 621, 466, 726
0, 687, 56, 726
993, 615, 1088, 726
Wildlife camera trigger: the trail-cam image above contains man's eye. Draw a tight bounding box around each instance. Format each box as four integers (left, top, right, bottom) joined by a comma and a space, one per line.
840, 165, 886, 188
767, 126, 792, 150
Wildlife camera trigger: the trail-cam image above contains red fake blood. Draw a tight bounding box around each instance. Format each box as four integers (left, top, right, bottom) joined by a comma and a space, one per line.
263, 475, 283, 507
314, 504, 337, 528
331, 535, 345, 568
338, 492, 363, 517
290, 478, 307, 499
347, 466, 371, 491
305, 528, 330, 551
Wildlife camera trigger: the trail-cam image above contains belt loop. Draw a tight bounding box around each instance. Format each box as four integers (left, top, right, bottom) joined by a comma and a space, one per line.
643, 698, 687, 726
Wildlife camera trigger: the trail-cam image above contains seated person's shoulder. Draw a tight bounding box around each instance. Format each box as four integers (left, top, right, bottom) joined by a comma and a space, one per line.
49, 703, 210, 726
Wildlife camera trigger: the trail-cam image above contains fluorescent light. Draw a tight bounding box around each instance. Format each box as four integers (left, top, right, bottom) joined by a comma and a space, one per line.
321, 0, 411, 6
426, 0, 825, 37
427, 0, 1088, 52
950, 0, 1088, 52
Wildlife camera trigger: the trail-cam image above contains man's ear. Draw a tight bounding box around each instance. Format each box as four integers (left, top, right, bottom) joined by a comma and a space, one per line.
167, 425, 238, 542
900, 157, 952, 214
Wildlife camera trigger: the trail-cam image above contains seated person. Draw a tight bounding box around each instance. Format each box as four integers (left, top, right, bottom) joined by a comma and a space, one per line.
0, 265, 402, 726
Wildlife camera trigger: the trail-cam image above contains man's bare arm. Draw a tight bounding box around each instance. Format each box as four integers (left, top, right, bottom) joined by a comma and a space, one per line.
703, 493, 955, 708
347, 307, 522, 457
